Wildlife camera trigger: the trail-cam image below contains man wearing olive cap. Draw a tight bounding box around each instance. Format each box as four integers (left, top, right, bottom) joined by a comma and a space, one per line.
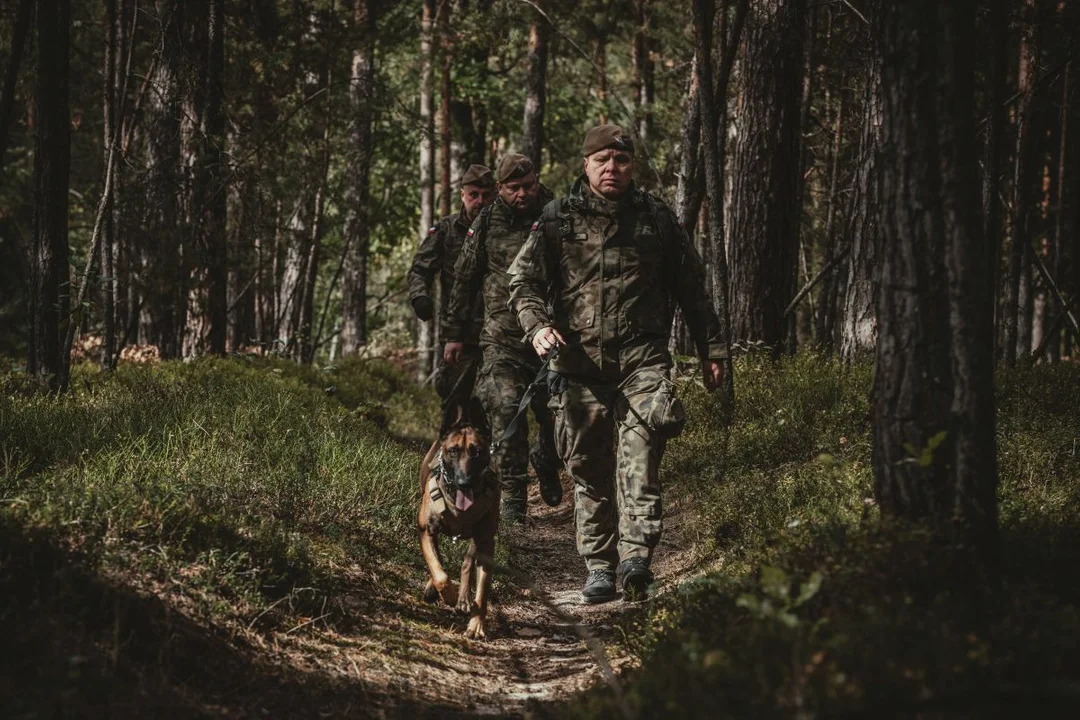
408, 164, 495, 411
444, 153, 562, 524
508, 125, 728, 603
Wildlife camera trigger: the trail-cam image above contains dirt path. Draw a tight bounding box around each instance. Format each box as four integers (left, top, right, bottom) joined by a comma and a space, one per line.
270, 475, 703, 718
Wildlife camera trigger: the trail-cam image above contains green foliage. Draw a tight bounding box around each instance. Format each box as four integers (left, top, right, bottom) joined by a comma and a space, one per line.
0, 357, 429, 634
575, 357, 1080, 718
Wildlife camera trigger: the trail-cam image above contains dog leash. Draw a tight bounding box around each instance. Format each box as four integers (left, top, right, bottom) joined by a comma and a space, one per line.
491, 344, 564, 453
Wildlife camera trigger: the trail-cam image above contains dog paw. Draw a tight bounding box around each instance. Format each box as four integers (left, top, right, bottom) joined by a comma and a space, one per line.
464, 615, 486, 640
438, 581, 459, 607
455, 595, 474, 615
422, 580, 439, 603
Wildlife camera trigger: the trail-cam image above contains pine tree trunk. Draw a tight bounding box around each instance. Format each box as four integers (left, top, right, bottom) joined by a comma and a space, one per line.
0, 0, 33, 173
727, 0, 806, 352
675, 54, 703, 234
815, 81, 845, 352
1003, 0, 1041, 367
416, 0, 436, 379
632, 0, 653, 148
522, 6, 548, 166
872, 0, 998, 559
141, 0, 185, 359
840, 57, 882, 361
437, 1, 452, 218
29, 0, 71, 386
981, 0, 1008, 359
340, 0, 376, 355
183, 0, 227, 358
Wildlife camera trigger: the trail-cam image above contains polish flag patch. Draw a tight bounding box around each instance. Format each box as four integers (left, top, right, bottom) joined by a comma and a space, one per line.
531, 222, 539, 231
467, 228, 475, 236
428, 226, 437, 235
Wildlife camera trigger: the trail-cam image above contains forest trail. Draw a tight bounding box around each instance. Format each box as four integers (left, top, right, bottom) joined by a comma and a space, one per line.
269, 474, 704, 718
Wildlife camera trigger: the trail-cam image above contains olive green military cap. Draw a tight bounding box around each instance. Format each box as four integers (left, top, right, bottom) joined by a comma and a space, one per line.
461, 164, 495, 188
495, 153, 535, 183
581, 124, 635, 156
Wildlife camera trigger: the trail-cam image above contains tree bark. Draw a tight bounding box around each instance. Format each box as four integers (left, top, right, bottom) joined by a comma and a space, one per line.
675, 54, 703, 235
183, 0, 227, 357
814, 78, 845, 352
522, 4, 548, 166
436, 0, 452, 218
29, 0, 71, 387
416, 0, 436, 378
1003, 0, 1041, 367
872, 0, 998, 560
840, 56, 882, 361
727, 0, 806, 352
632, 0, 654, 149
0, 0, 33, 174
140, 0, 185, 359
693, 0, 738, 400
981, 0, 1008, 360
340, 0, 376, 355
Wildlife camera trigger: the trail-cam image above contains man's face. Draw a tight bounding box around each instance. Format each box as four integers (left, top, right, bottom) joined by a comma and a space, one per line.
583, 149, 634, 200
498, 171, 540, 213
460, 184, 496, 220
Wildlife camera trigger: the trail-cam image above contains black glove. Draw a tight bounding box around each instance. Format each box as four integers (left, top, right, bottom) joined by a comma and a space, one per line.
411, 296, 434, 322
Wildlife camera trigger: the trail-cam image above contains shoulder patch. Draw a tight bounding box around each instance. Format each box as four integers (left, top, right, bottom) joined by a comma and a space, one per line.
428, 226, 438, 235
531, 221, 539, 231
467, 228, 475, 236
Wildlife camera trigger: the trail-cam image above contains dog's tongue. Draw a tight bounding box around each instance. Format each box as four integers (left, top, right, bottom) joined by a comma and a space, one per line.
455, 489, 474, 512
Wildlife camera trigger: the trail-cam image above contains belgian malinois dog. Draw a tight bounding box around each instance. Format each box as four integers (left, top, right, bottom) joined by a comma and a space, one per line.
418, 397, 499, 639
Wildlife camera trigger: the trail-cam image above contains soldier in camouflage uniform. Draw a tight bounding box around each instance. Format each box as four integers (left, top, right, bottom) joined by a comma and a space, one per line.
508, 125, 727, 603
443, 154, 563, 524
407, 164, 495, 410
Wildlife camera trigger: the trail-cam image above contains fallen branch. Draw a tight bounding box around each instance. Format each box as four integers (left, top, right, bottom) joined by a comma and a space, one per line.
784, 245, 850, 317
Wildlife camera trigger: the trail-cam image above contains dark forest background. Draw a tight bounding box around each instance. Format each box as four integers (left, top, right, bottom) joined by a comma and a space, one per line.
3, 1, 1080, 715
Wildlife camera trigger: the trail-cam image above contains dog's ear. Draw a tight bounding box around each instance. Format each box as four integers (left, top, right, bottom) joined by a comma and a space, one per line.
440, 400, 466, 437
464, 395, 489, 437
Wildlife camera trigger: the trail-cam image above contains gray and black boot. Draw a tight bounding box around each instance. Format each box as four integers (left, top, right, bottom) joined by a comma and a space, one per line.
618, 557, 653, 602
582, 568, 617, 604
501, 478, 528, 525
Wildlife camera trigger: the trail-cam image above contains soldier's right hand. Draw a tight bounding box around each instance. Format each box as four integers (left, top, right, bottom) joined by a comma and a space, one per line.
444, 341, 465, 365
412, 296, 434, 322
531, 326, 565, 359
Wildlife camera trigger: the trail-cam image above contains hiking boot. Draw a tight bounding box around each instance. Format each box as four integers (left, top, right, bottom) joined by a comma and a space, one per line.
501, 497, 527, 525
582, 568, 617, 604
531, 449, 563, 507
618, 557, 653, 602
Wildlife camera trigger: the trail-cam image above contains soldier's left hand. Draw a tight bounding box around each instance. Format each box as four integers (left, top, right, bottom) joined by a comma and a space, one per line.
702, 359, 724, 391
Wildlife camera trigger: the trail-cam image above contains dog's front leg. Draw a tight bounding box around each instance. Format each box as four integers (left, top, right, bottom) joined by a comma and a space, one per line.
420, 529, 458, 606
464, 535, 495, 639
456, 542, 476, 615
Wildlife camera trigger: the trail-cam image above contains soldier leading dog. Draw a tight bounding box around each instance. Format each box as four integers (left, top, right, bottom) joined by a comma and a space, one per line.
417, 397, 499, 639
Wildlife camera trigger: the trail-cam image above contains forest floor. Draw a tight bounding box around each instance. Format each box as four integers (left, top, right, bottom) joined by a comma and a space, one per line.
262, 475, 704, 719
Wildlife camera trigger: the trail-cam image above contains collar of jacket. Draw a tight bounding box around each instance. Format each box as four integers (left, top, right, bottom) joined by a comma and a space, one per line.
567, 175, 648, 216
454, 204, 474, 230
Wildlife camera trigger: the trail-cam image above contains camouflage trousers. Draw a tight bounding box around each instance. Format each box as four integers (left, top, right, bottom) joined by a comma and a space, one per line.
433, 343, 481, 412
475, 345, 559, 509
548, 365, 677, 571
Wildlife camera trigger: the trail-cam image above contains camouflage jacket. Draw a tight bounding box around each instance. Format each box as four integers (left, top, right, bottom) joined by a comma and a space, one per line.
444, 188, 554, 349
508, 176, 728, 379
407, 207, 484, 345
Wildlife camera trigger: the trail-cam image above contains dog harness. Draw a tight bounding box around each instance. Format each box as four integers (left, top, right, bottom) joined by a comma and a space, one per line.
427, 450, 498, 539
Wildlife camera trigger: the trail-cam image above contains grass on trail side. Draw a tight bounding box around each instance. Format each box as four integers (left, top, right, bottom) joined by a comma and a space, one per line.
576, 354, 1080, 719
0, 355, 440, 716
4, 352, 1080, 717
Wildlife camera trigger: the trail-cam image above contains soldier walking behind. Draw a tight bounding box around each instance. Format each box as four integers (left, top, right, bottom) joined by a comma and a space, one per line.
407, 164, 495, 410
443, 154, 563, 524
508, 125, 727, 603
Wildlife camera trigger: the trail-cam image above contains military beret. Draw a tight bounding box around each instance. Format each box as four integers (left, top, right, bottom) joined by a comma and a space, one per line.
582, 124, 635, 156
460, 164, 495, 188
495, 153, 535, 183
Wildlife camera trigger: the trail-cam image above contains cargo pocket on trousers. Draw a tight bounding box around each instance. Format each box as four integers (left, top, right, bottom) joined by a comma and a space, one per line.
643, 377, 686, 439
626, 498, 663, 521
